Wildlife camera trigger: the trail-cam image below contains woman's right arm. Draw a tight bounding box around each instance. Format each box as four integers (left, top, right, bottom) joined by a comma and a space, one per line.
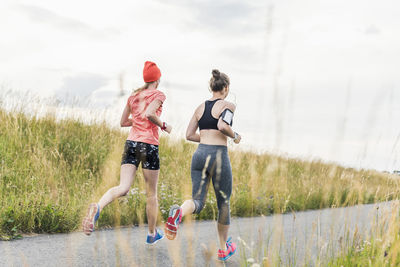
186, 112, 200, 142
217, 118, 235, 138
217, 102, 241, 143
120, 103, 132, 127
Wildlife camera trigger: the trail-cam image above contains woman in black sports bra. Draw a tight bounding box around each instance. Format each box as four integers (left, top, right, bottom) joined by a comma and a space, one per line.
198, 98, 221, 130
165, 69, 241, 261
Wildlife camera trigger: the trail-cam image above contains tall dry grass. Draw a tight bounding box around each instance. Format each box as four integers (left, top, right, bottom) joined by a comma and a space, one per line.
327, 201, 400, 266
0, 108, 398, 240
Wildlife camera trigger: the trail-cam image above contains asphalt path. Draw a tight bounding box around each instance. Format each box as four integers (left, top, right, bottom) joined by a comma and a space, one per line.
0, 201, 396, 267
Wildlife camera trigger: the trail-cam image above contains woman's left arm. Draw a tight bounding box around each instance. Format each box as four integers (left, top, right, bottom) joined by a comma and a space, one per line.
120, 103, 132, 127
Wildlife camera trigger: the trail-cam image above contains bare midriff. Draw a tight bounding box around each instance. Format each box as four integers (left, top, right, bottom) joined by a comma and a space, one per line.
200, 129, 228, 146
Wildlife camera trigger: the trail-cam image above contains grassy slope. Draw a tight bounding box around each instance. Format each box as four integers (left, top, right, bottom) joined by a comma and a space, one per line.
1, 109, 399, 239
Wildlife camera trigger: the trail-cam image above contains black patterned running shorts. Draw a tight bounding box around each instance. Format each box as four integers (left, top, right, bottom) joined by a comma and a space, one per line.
121, 140, 160, 170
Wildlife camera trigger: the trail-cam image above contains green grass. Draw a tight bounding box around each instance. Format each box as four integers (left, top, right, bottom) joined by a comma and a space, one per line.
1, 108, 399, 240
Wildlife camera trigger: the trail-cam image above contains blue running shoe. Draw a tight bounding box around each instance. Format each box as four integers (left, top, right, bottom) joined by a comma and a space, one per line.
146, 228, 165, 245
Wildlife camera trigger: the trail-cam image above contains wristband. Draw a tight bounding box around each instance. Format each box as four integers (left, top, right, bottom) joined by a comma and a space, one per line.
233, 132, 239, 141
161, 122, 167, 131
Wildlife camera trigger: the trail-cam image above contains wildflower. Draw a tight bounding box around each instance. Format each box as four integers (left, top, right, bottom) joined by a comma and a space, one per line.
247, 258, 255, 264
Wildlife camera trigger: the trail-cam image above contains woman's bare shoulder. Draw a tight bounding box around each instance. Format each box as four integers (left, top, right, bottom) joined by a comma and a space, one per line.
218, 100, 236, 111
194, 102, 205, 118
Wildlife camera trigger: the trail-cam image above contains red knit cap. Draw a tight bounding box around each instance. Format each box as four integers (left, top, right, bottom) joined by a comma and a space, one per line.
143, 61, 161, 83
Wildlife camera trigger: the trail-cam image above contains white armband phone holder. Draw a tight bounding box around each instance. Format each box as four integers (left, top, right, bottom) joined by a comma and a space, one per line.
220, 109, 234, 126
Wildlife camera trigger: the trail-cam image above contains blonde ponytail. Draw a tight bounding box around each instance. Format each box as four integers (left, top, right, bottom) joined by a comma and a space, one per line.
133, 81, 158, 95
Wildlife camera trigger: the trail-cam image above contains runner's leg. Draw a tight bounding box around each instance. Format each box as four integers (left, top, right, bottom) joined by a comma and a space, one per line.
191, 147, 212, 215
142, 168, 159, 234
181, 199, 195, 216
165, 146, 211, 240
217, 224, 230, 249
98, 164, 137, 211
212, 148, 232, 249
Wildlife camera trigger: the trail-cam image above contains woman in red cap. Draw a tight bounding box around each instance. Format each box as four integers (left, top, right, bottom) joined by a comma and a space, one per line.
82, 61, 172, 244
165, 69, 241, 261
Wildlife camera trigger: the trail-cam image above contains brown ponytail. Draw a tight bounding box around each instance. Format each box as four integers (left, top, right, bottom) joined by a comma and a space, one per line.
209, 69, 230, 92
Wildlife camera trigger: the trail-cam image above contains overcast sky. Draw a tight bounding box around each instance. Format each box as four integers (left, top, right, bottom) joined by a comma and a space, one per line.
1, 0, 399, 171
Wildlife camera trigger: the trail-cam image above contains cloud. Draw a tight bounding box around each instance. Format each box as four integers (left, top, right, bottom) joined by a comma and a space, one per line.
365, 24, 381, 35
156, 0, 261, 34
56, 73, 108, 105
18, 4, 118, 39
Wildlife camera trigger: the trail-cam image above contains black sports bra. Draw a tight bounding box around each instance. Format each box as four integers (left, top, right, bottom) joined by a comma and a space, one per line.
198, 99, 221, 130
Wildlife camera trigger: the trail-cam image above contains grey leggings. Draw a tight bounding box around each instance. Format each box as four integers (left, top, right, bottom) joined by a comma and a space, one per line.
191, 144, 232, 225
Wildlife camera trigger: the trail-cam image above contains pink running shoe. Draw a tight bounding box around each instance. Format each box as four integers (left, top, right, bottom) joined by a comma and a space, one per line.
217, 237, 237, 261
82, 203, 100, 235
164, 204, 182, 240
